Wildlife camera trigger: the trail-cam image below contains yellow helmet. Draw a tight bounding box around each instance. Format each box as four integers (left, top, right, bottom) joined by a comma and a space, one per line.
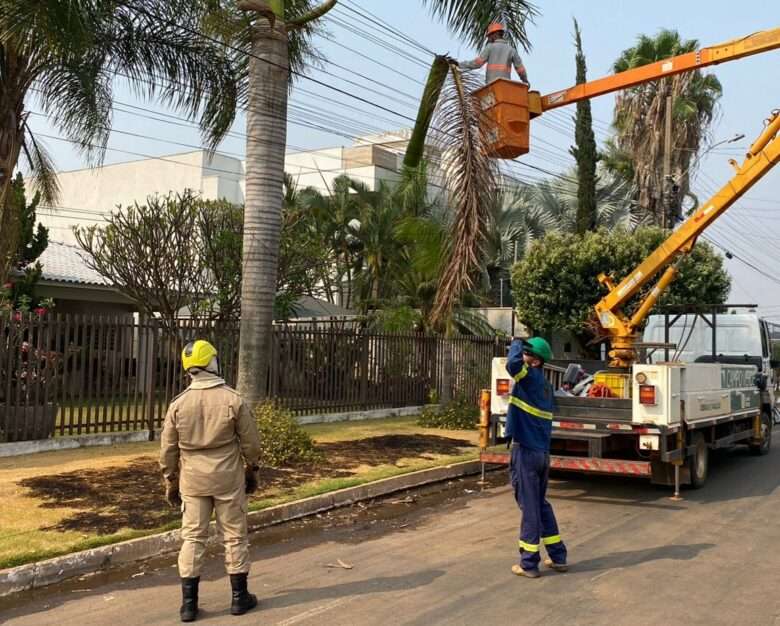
182, 339, 218, 372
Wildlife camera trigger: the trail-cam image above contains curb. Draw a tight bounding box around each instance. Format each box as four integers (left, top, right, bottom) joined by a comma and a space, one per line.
0, 459, 484, 597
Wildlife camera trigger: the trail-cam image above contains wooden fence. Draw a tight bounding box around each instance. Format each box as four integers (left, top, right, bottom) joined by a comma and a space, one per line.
0, 314, 533, 441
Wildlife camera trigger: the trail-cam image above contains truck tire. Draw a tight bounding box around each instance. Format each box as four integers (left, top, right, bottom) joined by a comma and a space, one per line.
749, 412, 772, 456
688, 432, 708, 489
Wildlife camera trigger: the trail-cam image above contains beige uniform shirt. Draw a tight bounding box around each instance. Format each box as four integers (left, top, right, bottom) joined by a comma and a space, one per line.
160, 373, 262, 496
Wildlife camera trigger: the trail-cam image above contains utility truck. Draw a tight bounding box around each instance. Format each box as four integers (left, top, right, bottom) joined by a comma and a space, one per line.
476, 26, 780, 492
484, 309, 780, 489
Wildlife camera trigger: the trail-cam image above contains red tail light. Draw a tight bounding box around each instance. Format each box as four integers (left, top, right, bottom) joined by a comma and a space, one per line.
639, 384, 657, 406
496, 379, 511, 396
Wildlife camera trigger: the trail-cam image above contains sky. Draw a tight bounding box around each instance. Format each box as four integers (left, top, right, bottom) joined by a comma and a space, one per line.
25, 0, 780, 316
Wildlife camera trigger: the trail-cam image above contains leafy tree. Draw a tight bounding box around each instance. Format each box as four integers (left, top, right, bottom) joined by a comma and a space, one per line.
196, 176, 331, 321
570, 19, 598, 234
75, 183, 327, 331
75, 192, 206, 337
609, 30, 723, 225
0, 174, 50, 312
479, 169, 634, 307
511, 227, 730, 347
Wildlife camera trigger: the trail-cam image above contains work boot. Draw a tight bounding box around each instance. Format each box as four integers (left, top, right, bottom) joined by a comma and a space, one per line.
180, 577, 199, 623
544, 557, 569, 573
230, 573, 258, 616
511, 564, 540, 578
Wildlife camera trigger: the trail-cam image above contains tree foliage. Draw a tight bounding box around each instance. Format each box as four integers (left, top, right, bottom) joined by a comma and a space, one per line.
430, 67, 499, 328
74, 192, 205, 335
0, 0, 242, 203
512, 228, 731, 342
420, 0, 538, 50
0, 174, 50, 311
570, 19, 598, 234
74, 183, 329, 331
609, 30, 723, 224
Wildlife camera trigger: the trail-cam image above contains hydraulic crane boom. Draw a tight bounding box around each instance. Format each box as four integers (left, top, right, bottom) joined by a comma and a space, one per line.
540, 27, 780, 111
473, 24, 780, 368
596, 111, 780, 367
475, 25, 780, 159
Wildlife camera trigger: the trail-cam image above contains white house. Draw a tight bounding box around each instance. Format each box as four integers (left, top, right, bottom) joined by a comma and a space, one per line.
37, 130, 444, 245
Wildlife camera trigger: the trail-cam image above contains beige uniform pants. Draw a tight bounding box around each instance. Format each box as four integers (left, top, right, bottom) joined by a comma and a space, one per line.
178, 485, 249, 578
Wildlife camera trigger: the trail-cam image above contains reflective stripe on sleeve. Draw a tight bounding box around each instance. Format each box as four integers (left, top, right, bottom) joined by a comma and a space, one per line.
508, 396, 553, 420
514, 364, 528, 382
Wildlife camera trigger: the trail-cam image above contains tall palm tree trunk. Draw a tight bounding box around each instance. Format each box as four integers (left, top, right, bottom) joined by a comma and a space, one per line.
0, 115, 24, 284
237, 17, 289, 406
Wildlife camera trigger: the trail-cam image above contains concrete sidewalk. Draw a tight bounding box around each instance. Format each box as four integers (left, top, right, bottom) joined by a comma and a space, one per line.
4, 444, 780, 625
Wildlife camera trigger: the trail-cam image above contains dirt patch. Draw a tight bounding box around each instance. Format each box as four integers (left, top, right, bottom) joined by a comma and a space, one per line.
19, 434, 474, 535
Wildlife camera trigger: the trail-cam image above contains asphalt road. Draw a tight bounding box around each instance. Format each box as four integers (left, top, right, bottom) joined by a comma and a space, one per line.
4, 443, 780, 626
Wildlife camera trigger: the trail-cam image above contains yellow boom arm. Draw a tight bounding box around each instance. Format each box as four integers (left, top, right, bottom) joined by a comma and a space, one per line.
596, 111, 780, 367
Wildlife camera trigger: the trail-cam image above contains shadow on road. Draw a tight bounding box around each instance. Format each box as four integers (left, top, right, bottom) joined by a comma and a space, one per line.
684, 447, 780, 504
547, 438, 780, 508
571, 542, 716, 574
262, 569, 445, 610
548, 474, 687, 511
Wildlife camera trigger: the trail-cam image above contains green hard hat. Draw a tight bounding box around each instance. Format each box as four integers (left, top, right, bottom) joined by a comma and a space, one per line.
526, 337, 553, 363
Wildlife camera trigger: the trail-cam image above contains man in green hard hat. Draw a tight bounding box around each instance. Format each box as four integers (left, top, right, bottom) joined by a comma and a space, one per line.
505, 337, 568, 578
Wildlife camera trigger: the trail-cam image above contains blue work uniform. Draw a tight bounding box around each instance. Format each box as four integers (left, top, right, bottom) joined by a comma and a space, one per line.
506, 339, 567, 572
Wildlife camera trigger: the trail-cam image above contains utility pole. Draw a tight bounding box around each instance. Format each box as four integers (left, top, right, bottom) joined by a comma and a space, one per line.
662, 90, 673, 231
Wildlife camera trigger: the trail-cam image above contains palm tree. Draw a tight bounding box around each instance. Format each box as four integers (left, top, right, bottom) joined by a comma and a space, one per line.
481, 169, 635, 305
0, 0, 240, 284
235, 0, 539, 405
610, 30, 723, 225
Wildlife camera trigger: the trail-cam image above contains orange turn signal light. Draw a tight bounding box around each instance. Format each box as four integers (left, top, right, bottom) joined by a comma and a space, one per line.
639, 384, 657, 406
496, 379, 511, 396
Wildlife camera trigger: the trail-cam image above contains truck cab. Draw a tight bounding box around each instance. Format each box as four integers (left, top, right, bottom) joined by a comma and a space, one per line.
643, 313, 780, 422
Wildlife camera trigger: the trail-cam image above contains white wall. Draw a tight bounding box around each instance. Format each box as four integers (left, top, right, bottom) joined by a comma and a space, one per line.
38, 151, 241, 244
37, 135, 441, 244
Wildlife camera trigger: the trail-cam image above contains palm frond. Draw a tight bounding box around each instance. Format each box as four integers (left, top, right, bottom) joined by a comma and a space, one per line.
429, 66, 499, 327
20, 123, 60, 206
421, 0, 539, 51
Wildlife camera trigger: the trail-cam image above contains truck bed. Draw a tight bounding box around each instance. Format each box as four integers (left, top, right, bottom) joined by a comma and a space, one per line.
554, 396, 633, 423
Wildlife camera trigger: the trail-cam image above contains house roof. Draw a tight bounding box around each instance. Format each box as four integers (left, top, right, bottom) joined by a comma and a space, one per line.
293, 295, 354, 318
35, 241, 109, 286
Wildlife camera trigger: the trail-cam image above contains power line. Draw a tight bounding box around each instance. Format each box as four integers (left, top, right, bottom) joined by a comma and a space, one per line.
338, 1, 436, 57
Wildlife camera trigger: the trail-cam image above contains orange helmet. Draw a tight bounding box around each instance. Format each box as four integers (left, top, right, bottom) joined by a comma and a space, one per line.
487, 23, 505, 36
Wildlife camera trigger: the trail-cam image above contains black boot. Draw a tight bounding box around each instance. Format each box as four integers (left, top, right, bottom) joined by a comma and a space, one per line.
229, 573, 258, 616
180, 577, 199, 622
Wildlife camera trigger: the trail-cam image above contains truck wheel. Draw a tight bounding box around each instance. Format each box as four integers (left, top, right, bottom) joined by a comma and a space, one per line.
688, 432, 708, 489
749, 412, 772, 456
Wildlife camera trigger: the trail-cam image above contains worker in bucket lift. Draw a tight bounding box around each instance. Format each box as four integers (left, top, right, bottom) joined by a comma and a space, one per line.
160, 340, 262, 622
451, 22, 529, 85
505, 337, 568, 578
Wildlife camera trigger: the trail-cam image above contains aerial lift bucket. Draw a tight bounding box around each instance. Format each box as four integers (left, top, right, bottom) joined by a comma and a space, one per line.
474, 79, 541, 159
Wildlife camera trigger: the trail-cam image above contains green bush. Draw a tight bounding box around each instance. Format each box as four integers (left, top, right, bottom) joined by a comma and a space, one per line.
417, 396, 478, 430
254, 402, 321, 467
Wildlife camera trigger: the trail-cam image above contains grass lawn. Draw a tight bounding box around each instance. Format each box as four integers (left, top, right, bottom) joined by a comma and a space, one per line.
0, 417, 478, 570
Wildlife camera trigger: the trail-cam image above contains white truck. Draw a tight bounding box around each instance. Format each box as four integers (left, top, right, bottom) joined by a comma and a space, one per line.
482, 311, 778, 489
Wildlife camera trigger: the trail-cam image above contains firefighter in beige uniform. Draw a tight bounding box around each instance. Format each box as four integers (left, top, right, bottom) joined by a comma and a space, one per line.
160, 340, 262, 623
